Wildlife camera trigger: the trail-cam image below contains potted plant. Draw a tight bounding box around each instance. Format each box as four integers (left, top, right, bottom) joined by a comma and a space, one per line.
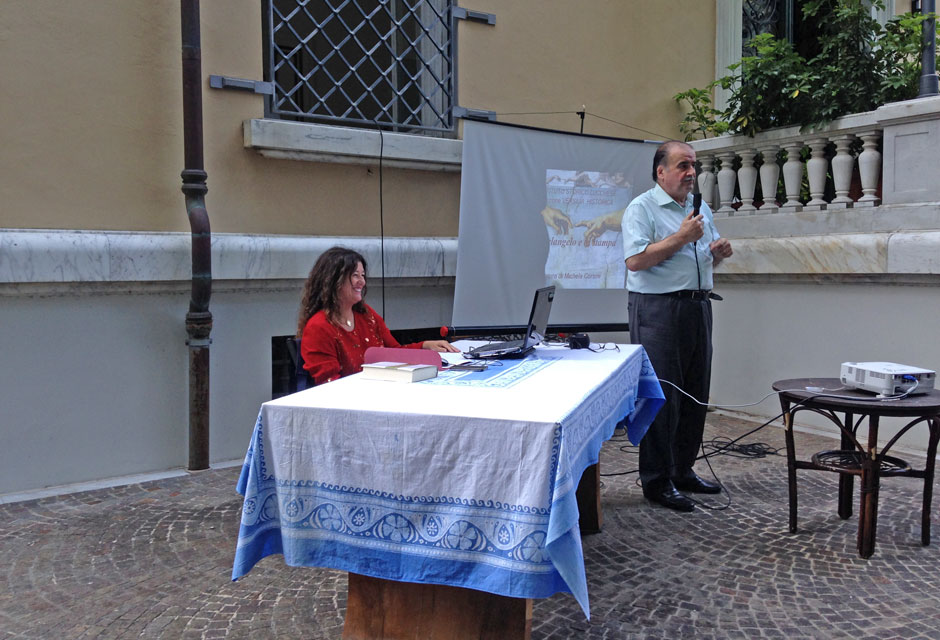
675, 0, 935, 140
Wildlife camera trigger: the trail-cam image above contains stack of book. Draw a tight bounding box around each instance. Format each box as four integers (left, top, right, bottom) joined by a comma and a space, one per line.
359, 361, 438, 382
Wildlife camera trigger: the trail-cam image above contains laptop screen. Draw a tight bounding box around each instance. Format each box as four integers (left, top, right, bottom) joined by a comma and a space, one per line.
522, 286, 555, 348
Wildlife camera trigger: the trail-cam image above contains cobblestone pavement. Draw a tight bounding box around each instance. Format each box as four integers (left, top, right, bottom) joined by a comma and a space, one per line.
3, 414, 940, 639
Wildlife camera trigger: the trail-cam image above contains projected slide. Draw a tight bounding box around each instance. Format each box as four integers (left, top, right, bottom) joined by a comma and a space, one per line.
454, 120, 657, 327
543, 170, 633, 289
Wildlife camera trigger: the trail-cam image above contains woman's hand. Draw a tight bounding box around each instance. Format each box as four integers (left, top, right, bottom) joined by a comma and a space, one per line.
422, 340, 460, 353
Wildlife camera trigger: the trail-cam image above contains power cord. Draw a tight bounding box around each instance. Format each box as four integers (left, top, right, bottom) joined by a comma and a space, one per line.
688, 409, 790, 510
702, 437, 780, 459
651, 381, 919, 509
667, 404, 799, 511
688, 448, 732, 510
599, 376, 923, 510
599, 393, 824, 511
658, 378, 921, 409
491, 109, 671, 141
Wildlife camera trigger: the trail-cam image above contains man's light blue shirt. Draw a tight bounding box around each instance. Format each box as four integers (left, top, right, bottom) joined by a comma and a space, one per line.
621, 184, 721, 294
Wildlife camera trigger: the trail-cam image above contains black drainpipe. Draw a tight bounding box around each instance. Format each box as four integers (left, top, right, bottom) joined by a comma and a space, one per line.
180, 0, 212, 470
920, 0, 939, 97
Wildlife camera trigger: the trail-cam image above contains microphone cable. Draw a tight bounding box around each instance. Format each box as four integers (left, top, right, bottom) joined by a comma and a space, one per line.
599, 393, 831, 511
375, 121, 387, 317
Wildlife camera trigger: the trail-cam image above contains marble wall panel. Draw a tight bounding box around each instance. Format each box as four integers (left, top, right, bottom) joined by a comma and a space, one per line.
886, 231, 940, 274
719, 234, 887, 275
107, 232, 191, 281
0, 231, 109, 283
7, 228, 937, 286
0, 230, 459, 285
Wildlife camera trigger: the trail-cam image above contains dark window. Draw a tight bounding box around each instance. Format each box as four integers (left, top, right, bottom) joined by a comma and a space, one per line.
264, 0, 455, 134
743, 0, 818, 58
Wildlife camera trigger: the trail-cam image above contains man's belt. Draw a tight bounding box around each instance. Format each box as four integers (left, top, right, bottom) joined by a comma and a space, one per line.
658, 289, 723, 301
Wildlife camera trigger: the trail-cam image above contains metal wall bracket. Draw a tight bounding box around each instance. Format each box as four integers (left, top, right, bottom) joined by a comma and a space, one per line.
454, 106, 497, 122
452, 7, 495, 24
209, 75, 273, 95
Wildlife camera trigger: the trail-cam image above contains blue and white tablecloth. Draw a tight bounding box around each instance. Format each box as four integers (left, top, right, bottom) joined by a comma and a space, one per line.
232, 343, 663, 619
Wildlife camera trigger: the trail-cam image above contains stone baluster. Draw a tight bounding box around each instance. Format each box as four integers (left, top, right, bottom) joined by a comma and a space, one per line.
736, 149, 758, 214
697, 155, 717, 212
757, 145, 780, 212
780, 142, 804, 212
829, 134, 855, 208
716, 151, 737, 216
856, 130, 882, 206
804, 137, 829, 211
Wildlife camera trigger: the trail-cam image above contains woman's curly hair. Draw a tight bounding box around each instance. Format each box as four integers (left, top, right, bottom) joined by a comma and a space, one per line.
296, 247, 368, 337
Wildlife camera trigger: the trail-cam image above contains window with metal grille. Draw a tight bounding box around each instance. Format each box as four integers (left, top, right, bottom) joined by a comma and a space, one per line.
743, 0, 892, 58
264, 0, 455, 134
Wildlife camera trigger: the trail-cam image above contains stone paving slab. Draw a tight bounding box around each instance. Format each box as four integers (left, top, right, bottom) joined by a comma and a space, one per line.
2, 414, 940, 639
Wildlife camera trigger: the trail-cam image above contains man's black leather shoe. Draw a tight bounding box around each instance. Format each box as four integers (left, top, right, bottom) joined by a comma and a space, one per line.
643, 484, 695, 512
674, 473, 721, 494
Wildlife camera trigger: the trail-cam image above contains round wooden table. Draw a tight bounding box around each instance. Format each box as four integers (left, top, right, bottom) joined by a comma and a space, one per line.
773, 378, 940, 558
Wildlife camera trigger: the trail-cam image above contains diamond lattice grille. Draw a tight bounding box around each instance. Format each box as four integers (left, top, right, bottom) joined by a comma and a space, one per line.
269, 0, 454, 133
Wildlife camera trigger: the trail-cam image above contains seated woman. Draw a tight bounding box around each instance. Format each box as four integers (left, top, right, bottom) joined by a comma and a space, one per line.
297, 246, 459, 385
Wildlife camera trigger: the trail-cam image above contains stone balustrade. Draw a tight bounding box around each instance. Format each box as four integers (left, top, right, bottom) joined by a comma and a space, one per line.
689, 96, 940, 220
688, 110, 884, 218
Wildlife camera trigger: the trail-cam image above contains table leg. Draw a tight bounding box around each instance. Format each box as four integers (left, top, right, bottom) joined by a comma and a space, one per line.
782, 401, 798, 534
857, 416, 881, 559
576, 462, 602, 534
343, 573, 532, 640
838, 412, 854, 520
922, 418, 940, 546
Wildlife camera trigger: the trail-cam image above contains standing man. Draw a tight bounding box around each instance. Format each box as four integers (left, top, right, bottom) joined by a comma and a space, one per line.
622, 141, 733, 512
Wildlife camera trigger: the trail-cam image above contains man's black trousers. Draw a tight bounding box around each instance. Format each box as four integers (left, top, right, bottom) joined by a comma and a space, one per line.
628, 291, 713, 489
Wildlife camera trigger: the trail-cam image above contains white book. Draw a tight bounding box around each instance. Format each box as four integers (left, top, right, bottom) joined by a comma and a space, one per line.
359, 362, 438, 382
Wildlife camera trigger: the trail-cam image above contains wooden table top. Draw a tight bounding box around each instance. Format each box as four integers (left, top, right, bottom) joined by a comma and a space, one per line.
773, 378, 940, 417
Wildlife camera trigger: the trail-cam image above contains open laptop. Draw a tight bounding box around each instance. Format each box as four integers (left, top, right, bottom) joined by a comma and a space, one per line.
464, 286, 555, 359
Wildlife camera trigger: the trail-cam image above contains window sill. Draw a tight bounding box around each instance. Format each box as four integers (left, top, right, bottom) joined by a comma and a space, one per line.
243, 119, 462, 172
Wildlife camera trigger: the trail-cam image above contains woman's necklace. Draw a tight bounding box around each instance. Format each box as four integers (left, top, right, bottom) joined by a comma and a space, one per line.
334, 311, 355, 331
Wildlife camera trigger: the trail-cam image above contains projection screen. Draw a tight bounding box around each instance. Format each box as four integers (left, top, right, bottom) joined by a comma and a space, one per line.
453, 120, 659, 328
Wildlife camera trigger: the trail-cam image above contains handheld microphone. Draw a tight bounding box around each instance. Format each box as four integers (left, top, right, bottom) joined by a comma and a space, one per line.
691, 167, 703, 291
690, 168, 702, 241
692, 169, 702, 217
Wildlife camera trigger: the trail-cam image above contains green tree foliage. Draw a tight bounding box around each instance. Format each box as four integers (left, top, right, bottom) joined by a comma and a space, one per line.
674, 1, 934, 140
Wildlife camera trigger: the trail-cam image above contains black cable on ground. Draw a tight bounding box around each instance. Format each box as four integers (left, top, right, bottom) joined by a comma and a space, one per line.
598, 386, 903, 510
597, 404, 804, 512
701, 437, 781, 459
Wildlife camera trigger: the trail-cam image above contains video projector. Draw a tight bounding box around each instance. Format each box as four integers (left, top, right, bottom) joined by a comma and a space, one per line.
840, 362, 936, 396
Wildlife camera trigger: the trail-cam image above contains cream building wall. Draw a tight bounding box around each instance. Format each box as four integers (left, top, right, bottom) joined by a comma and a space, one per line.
0, 0, 718, 496
1, 1, 460, 236
2, 1, 713, 236
4, 0, 937, 498
458, 0, 715, 140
